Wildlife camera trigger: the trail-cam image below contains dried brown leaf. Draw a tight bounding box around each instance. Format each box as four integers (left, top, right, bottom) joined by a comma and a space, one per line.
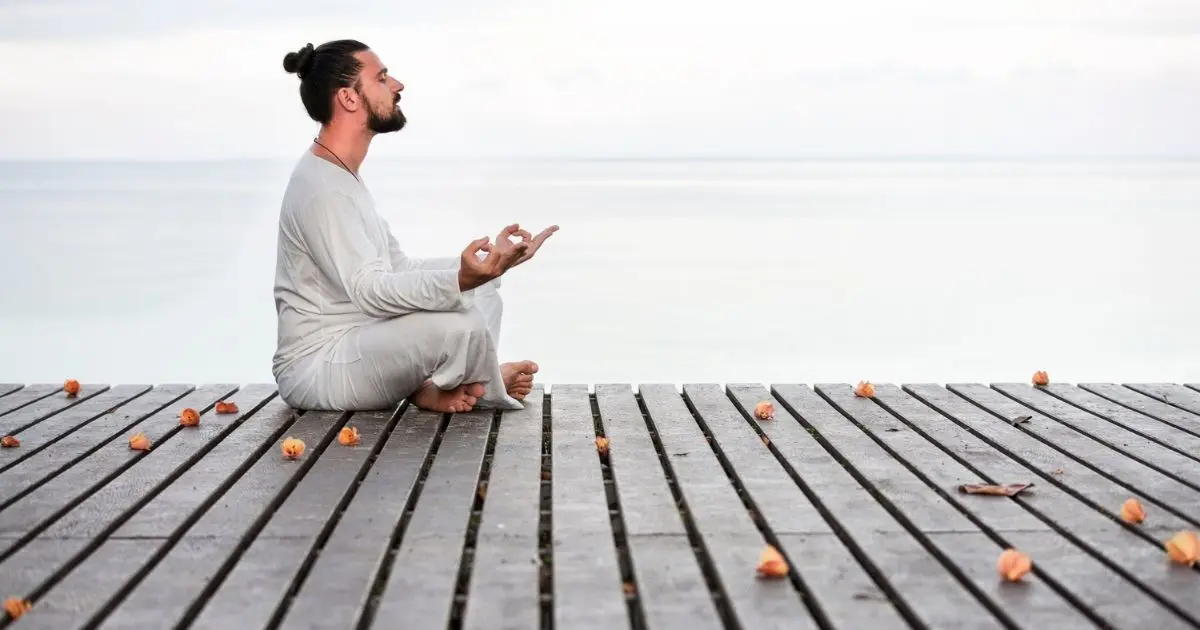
958, 483, 1033, 497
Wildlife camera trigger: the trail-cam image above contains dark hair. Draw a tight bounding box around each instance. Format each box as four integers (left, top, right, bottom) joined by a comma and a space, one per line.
282, 40, 371, 124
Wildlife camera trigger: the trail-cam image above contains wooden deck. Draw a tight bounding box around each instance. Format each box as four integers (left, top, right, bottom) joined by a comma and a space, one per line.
1, 380, 1199, 629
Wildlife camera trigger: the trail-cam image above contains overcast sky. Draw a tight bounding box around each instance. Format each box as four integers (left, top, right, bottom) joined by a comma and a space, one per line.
1, 0, 1198, 159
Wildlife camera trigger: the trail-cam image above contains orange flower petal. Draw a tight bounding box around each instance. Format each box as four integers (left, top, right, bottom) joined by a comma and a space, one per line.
1, 435, 19, 448
854, 381, 875, 398
754, 400, 774, 420
1120, 498, 1146, 524
756, 545, 789, 578
281, 436, 305, 460
63, 379, 80, 397
997, 548, 1032, 582
179, 408, 200, 427
2, 597, 31, 619
595, 436, 610, 456
338, 426, 361, 446
1032, 371, 1049, 386
1165, 531, 1199, 566
128, 432, 151, 451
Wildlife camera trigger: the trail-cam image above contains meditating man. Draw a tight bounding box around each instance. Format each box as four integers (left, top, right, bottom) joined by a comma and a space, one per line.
270, 39, 557, 413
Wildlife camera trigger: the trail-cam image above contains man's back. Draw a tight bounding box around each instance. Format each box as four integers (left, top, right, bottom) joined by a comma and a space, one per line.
271, 150, 386, 378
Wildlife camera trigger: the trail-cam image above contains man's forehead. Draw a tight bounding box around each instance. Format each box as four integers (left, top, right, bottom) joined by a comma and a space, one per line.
356, 50, 386, 74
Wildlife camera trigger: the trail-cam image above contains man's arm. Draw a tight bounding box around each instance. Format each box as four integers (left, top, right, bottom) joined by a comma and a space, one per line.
292, 192, 471, 317
388, 232, 501, 289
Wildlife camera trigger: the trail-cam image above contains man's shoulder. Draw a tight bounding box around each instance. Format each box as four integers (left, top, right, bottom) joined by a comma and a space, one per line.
281, 164, 371, 221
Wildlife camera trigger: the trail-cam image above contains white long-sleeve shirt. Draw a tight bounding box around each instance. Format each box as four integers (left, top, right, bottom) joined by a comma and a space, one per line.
271, 150, 479, 378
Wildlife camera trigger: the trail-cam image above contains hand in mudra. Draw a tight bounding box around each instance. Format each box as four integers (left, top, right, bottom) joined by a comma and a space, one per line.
459, 223, 557, 290
507, 224, 559, 267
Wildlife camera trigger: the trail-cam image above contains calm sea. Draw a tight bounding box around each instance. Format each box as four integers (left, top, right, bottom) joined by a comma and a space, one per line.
1, 158, 1198, 389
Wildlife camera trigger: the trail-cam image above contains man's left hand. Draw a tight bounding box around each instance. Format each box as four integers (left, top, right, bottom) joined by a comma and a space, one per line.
501, 224, 559, 267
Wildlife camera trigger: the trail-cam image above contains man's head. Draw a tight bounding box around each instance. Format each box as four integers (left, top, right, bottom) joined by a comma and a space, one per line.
282, 40, 406, 134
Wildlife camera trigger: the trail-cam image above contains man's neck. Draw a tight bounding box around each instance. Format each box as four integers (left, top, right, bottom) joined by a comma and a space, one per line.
312, 124, 372, 175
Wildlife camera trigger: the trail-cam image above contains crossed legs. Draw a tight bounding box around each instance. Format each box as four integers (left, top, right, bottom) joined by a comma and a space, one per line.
276, 286, 536, 413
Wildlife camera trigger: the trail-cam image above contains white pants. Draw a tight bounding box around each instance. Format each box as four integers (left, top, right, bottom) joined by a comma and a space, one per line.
277, 283, 521, 412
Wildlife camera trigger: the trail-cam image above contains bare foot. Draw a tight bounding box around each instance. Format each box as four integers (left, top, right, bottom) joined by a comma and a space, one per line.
501, 360, 538, 400
411, 382, 486, 413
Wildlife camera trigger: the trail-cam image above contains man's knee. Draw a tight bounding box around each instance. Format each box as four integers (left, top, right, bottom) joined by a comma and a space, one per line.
439, 307, 491, 339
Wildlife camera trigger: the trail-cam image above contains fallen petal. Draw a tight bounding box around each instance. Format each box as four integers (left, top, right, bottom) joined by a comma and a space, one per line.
337, 426, 361, 446
128, 432, 151, 451
756, 545, 789, 579
281, 436, 306, 460
1120, 498, 1146, 524
997, 548, 1032, 582
1165, 531, 1199, 566
2, 597, 31, 619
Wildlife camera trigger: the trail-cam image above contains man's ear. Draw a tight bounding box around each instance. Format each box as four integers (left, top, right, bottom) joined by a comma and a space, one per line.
336, 86, 361, 113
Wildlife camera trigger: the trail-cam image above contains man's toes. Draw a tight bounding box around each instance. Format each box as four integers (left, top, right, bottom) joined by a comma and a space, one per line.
465, 383, 485, 397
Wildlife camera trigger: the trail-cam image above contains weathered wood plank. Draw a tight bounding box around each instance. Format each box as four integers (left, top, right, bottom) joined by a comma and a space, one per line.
1044, 383, 1200, 444
548, 384, 629, 629
371, 408, 493, 628
727, 383, 999, 630
184, 410, 395, 630
946, 384, 1200, 525
0, 383, 108, 434
818, 382, 1195, 629
879, 383, 1200, 626
19, 407, 323, 630
643, 384, 826, 630
0, 385, 163, 471
0, 386, 281, 621
462, 386, 544, 630
994, 383, 1200, 485
595, 384, 723, 629
0, 385, 235, 527
275, 406, 442, 630
1110, 383, 1200, 422
0, 385, 62, 417
0, 384, 24, 399
1121, 383, 1200, 417
0, 385, 194, 498
903, 384, 1199, 534
82, 412, 358, 630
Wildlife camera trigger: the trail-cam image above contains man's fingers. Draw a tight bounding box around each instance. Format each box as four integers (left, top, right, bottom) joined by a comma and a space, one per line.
463, 236, 490, 257
514, 229, 532, 242
497, 223, 522, 241
534, 225, 559, 244
505, 242, 530, 266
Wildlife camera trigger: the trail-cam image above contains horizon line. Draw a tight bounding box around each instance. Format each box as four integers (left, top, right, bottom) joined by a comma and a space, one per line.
1, 154, 1199, 164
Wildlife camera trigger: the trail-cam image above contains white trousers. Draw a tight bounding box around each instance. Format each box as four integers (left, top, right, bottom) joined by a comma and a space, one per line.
277, 282, 521, 412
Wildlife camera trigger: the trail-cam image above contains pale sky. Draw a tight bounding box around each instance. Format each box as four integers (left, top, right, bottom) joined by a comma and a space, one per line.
1, 0, 1198, 159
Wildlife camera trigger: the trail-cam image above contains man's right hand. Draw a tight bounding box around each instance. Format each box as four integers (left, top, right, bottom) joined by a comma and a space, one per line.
458, 224, 531, 291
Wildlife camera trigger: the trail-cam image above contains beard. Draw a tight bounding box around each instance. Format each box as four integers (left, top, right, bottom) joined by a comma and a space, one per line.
367, 97, 406, 134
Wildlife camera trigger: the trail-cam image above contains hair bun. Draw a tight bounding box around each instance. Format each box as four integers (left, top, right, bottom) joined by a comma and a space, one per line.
283, 43, 316, 77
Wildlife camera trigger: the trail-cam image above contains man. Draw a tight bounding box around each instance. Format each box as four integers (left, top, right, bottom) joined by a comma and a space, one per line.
271, 39, 557, 413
